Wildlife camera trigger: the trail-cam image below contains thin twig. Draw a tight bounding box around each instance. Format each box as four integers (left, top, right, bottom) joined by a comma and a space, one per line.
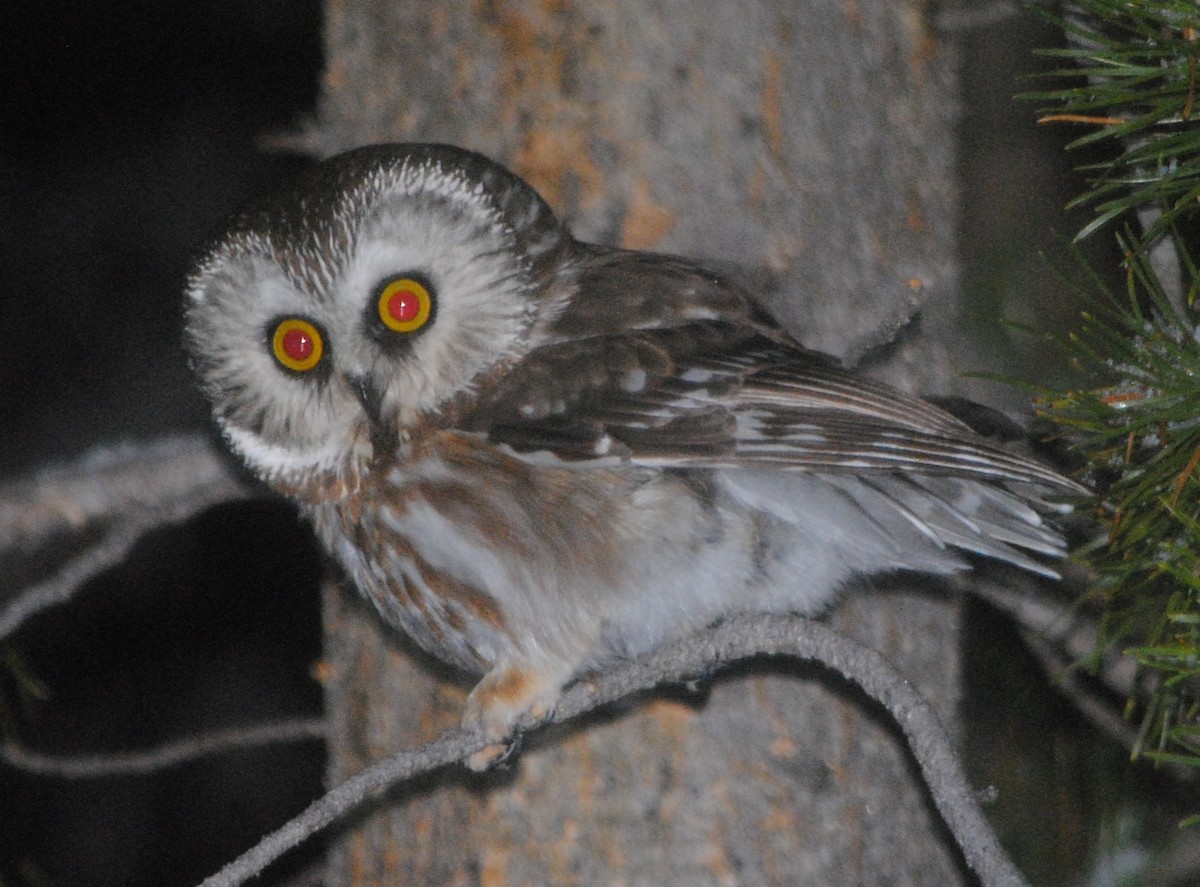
970, 577, 1137, 699
0, 435, 250, 642
969, 578, 1151, 752
0, 717, 326, 778
199, 613, 1030, 887
1018, 631, 1138, 749
934, 1, 1022, 32
3, 517, 169, 642
1, 434, 241, 549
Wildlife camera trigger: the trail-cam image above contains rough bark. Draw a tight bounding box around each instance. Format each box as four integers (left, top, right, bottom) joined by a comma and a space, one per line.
306, 1, 974, 884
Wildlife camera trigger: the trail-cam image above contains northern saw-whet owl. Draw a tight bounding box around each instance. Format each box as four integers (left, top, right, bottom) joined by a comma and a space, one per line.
185, 143, 1080, 764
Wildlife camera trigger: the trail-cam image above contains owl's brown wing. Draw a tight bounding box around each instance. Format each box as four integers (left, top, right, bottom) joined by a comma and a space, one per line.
473, 321, 1081, 494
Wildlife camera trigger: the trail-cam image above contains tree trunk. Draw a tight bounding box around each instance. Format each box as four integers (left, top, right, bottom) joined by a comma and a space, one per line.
307, 2, 973, 883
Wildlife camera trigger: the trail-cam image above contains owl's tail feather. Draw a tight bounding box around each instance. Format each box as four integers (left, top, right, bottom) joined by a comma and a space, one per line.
845, 472, 1068, 579
725, 467, 1069, 581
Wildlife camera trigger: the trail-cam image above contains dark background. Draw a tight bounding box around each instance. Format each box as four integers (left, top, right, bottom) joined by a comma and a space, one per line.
0, 4, 328, 885
0, 3, 1193, 886
0, 1, 320, 475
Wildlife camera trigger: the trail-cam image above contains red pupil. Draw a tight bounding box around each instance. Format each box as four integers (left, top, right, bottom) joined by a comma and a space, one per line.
387, 289, 421, 323
282, 327, 313, 361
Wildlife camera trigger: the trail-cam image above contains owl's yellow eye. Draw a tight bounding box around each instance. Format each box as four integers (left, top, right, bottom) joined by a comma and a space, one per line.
271, 318, 324, 372
377, 276, 433, 333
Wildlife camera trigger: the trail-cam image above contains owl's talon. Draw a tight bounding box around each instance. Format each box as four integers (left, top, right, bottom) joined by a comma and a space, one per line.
461, 660, 569, 768
466, 738, 521, 772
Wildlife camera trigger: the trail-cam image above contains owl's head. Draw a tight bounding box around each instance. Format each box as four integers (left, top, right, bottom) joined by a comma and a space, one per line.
185, 144, 571, 488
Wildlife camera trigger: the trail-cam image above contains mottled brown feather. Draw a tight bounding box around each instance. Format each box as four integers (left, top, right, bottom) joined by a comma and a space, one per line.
472, 248, 1082, 495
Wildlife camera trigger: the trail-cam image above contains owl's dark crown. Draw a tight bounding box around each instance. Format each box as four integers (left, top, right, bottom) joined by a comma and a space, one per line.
205, 144, 571, 288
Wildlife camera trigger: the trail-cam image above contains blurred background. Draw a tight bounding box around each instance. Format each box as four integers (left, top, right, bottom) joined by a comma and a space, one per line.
0, 2, 1195, 885
0, 4, 327, 885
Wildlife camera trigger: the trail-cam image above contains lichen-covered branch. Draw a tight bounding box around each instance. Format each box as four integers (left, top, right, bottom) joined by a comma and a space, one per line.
0, 434, 250, 642
200, 613, 1030, 887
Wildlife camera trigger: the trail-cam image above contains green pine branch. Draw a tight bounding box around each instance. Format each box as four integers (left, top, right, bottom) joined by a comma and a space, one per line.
1041, 238, 1200, 772
1029, 0, 1200, 774
1024, 0, 1200, 241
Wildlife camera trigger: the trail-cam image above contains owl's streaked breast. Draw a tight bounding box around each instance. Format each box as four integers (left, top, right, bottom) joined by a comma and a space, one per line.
304, 431, 634, 674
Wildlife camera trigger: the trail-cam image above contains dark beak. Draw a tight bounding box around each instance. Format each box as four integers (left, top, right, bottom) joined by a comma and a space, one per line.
345, 373, 396, 454
346, 372, 384, 425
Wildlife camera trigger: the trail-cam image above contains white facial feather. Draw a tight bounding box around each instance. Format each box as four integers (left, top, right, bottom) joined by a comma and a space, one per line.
186, 153, 544, 484
186, 245, 368, 482
336, 181, 536, 423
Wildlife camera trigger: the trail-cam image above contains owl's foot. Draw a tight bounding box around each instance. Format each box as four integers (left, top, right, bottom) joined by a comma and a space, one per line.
462, 659, 570, 771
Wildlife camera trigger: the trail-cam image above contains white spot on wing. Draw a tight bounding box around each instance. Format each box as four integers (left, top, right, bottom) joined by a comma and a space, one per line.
621, 369, 647, 392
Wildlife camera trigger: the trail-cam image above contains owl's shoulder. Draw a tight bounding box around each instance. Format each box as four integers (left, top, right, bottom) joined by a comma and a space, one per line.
546, 244, 783, 341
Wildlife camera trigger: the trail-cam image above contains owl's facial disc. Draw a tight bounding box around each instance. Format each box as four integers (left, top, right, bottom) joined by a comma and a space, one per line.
185, 146, 566, 492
